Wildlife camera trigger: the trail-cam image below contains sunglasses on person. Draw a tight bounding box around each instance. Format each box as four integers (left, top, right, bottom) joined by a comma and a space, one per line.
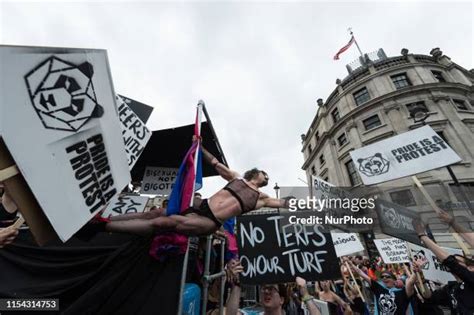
381, 274, 395, 280
260, 285, 279, 294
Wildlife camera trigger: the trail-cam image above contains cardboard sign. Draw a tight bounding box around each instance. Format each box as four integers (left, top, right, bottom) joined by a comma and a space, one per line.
311, 176, 372, 232
237, 213, 340, 285
0, 46, 130, 241
101, 194, 149, 218
116, 95, 152, 169
375, 199, 422, 246
331, 233, 365, 257
141, 166, 178, 195
350, 126, 461, 185
409, 243, 463, 284
374, 238, 410, 263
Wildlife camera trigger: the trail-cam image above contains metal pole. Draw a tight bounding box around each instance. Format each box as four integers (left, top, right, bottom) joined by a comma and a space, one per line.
177, 238, 192, 315
219, 237, 226, 315
348, 28, 363, 58
201, 235, 213, 315
446, 165, 474, 215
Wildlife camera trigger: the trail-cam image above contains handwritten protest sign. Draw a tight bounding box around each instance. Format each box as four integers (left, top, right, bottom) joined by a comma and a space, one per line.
375, 199, 422, 246
331, 233, 365, 257
116, 95, 151, 169
141, 166, 178, 195
102, 194, 149, 218
409, 243, 463, 284
374, 238, 410, 263
237, 213, 339, 285
0, 46, 130, 241
350, 126, 461, 185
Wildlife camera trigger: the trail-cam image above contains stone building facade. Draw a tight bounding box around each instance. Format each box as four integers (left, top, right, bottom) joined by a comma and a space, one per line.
301, 48, 474, 247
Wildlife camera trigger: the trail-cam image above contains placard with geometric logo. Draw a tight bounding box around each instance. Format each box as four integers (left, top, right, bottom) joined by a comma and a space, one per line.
0, 46, 130, 241
350, 126, 461, 185
375, 199, 423, 246
409, 243, 463, 284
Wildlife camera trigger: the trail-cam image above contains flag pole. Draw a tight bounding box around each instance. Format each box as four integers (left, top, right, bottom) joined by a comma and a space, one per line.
349, 27, 364, 58
190, 101, 203, 208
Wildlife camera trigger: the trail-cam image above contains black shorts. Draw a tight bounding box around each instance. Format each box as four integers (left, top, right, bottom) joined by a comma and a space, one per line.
181, 199, 222, 228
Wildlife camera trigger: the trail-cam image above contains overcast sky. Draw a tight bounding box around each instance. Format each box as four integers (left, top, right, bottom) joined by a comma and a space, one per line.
1, 0, 472, 197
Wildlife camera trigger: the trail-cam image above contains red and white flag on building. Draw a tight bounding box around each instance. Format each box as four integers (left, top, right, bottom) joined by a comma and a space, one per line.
333, 36, 355, 60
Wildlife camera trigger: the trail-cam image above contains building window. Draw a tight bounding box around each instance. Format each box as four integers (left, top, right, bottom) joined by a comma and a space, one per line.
391, 73, 411, 89
311, 166, 316, 175
308, 144, 312, 153
332, 108, 340, 123
315, 131, 320, 142
353, 87, 371, 106
406, 101, 428, 115
431, 70, 446, 82
319, 154, 325, 166
345, 160, 361, 186
324, 176, 329, 182
337, 133, 348, 146
453, 99, 468, 110
362, 114, 382, 130
390, 189, 416, 207
449, 183, 474, 203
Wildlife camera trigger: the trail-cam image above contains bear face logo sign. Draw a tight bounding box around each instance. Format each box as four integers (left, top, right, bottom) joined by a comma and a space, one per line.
24, 56, 104, 132
412, 249, 430, 270
380, 204, 401, 229
357, 153, 390, 177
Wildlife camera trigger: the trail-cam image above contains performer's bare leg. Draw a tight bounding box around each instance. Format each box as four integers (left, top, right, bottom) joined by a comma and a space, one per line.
106, 215, 217, 236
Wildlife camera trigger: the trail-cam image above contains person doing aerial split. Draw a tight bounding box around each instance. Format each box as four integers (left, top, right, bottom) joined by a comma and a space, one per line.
105, 135, 291, 236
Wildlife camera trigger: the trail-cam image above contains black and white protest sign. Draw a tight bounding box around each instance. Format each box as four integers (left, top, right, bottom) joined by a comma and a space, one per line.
375, 199, 423, 246
116, 95, 151, 169
409, 243, 463, 284
374, 238, 410, 263
102, 194, 149, 218
331, 233, 365, 257
118, 94, 154, 124
237, 213, 340, 285
350, 126, 461, 185
141, 166, 178, 195
0, 46, 130, 241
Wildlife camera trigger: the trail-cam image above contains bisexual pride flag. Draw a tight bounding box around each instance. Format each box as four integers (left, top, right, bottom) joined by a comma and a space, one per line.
167, 104, 203, 215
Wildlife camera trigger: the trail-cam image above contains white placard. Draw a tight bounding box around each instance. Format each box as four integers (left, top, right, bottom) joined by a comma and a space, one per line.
102, 194, 149, 218
0, 46, 130, 241
116, 95, 151, 169
350, 126, 461, 185
331, 232, 365, 257
409, 243, 463, 284
374, 238, 410, 263
141, 166, 178, 195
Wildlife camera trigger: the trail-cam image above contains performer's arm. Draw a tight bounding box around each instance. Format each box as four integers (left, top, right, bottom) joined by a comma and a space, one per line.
200, 142, 238, 181
261, 195, 292, 209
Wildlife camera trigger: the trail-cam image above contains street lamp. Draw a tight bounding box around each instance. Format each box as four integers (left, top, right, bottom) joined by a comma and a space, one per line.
273, 183, 280, 199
